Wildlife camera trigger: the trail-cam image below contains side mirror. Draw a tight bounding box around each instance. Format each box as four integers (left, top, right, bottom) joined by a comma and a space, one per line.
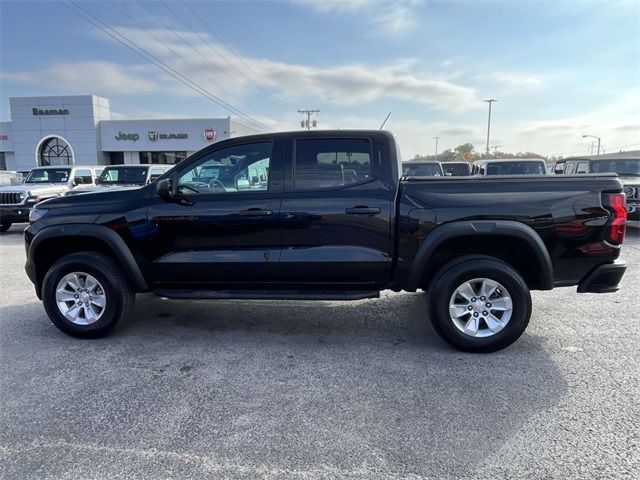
73, 177, 84, 186
156, 178, 174, 201
251, 175, 260, 184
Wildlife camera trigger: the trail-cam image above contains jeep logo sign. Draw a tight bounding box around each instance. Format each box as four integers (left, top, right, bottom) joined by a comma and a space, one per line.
114, 131, 140, 142
32, 108, 69, 116
204, 128, 216, 142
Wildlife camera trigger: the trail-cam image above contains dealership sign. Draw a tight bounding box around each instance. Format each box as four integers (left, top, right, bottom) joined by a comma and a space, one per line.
114, 131, 140, 142
32, 108, 69, 116
204, 128, 216, 142
148, 131, 188, 142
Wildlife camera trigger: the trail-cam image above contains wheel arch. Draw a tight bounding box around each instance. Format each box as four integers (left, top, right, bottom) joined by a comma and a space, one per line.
406, 220, 554, 291
28, 224, 149, 298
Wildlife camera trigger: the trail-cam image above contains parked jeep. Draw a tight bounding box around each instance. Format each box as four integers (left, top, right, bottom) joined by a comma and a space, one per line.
24, 131, 627, 352
0, 165, 102, 231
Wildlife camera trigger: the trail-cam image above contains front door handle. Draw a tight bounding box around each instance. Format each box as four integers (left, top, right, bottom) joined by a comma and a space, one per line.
239, 208, 273, 217
345, 206, 381, 215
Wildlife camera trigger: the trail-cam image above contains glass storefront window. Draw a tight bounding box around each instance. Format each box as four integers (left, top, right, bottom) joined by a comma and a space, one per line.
39, 137, 73, 166
139, 151, 187, 164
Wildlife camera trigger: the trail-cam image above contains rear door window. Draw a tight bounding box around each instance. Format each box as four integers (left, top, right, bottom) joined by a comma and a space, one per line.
294, 138, 372, 190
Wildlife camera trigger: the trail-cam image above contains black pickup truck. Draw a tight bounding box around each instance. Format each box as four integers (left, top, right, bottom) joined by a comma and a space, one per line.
24, 130, 628, 352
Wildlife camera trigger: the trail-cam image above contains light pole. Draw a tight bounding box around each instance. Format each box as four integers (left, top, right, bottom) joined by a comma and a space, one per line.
484, 99, 497, 155
582, 134, 601, 155
434, 136, 440, 161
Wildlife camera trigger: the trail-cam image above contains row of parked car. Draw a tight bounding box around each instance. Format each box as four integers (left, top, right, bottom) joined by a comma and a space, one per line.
402, 156, 640, 219
0, 164, 171, 231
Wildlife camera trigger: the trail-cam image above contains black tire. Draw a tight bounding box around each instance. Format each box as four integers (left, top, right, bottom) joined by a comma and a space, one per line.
428, 255, 532, 353
0, 222, 11, 233
42, 251, 135, 338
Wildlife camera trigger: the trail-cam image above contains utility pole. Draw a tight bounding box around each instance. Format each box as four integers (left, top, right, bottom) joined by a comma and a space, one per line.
484, 99, 497, 155
434, 137, 440, 161
582, 134, 601, 155
491, 145, 501, 156
298, 109, 320, 130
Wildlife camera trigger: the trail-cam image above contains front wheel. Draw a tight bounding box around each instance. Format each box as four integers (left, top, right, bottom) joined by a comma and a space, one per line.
42, 251, 135, 338
428, 256, 532, 353
0, 222, 12, 233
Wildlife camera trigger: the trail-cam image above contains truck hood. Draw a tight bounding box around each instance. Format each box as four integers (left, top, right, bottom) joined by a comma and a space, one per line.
0, 183, 68, 196
69, 185, 145, 195
38, 184, 149, 209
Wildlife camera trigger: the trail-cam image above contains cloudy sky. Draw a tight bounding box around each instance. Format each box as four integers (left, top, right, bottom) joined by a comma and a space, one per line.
1, 0, 638, 157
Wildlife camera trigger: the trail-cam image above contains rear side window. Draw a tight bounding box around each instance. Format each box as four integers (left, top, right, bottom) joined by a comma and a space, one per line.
74, 169, 93, 184
294, 138, 372, 190
576, 162, 589, 173
565, 162, 576, 174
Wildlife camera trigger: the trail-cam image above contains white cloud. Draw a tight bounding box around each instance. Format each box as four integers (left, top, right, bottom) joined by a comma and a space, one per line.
0, 61, 159, 95
2, 26, 477, 112
476, 71, 554, 90
291, 0, 423, 37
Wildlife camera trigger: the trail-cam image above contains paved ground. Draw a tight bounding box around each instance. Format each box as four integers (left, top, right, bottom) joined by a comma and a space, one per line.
0, 223, 639, 479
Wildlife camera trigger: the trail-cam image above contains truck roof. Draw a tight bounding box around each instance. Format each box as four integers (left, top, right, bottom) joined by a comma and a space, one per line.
475, 158, 546, 164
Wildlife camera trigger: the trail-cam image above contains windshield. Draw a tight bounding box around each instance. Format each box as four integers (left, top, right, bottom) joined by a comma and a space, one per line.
442, 163, 470, 176
486, 161, 546, 175
403, 163, 443, 176
98, 167, 148, 185
589, 159, 640, 176
25, 168, 72, 184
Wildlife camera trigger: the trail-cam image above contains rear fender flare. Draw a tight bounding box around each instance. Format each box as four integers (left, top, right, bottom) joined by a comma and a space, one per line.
406, 220, 553, 291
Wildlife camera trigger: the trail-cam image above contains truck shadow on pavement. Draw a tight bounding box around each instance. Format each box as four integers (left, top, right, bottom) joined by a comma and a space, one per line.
1, 292, 567, 478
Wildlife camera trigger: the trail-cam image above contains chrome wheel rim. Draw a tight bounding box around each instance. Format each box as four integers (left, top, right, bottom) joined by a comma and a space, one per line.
55, 272, 107, 325
448, 277, 513, 338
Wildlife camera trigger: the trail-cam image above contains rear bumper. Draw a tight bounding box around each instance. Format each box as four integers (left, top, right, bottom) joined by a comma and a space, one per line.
577, 262, 627, 293
0, 205, 30, 224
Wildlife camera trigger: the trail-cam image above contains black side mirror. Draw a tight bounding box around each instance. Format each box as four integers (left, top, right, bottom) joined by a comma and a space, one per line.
73, 177, 84, 186
156, 178, 174, 201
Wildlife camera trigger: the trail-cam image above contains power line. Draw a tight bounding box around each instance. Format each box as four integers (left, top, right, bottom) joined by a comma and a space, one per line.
60, 0, 269, 132
122, 0, 268, 120
159, 0, 281, 108
180, 0, 295, 106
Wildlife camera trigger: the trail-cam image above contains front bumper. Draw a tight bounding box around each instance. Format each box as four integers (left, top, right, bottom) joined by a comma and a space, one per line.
0, 205, 31, 224
577, 262, 627, 293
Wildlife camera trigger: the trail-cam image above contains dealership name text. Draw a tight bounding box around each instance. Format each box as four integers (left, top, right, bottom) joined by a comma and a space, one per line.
32, 108, 70, 116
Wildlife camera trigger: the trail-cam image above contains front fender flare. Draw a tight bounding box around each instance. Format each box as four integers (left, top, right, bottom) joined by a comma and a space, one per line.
27, 224, 149, 296
406, 220, 554, 291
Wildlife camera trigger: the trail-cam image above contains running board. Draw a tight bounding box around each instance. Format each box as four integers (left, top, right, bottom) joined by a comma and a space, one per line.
153, 289, 380, 301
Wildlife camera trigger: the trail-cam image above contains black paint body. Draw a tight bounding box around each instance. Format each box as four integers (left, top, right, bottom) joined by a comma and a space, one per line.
24, 130, 626, 297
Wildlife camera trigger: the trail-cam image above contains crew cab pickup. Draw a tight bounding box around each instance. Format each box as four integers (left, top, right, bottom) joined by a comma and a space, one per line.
24, 131, 628, 352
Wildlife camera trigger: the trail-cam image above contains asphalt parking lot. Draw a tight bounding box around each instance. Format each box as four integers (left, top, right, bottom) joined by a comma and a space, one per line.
0, 224, 639, 479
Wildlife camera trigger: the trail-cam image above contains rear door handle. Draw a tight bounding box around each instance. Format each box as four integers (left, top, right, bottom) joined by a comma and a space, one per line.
239, 208, 272, 217
345, 206, 381, 215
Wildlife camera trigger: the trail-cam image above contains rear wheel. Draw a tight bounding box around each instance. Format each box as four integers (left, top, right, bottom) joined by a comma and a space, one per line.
0, 222, 12, 233
428, 256, 531, 352
42, 252, 135, 338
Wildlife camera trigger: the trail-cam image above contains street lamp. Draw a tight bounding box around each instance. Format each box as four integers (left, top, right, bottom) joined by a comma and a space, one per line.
434, 136, 440, 162
582, 134, 601, 155
484, 99, 497, 155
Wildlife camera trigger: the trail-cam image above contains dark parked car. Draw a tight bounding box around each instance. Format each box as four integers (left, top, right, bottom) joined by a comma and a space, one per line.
24, 130, 627, 352
441, 161, 471, 176
472, 159, 547, 176
402, 161, 444, 177
554, 156, 640, 220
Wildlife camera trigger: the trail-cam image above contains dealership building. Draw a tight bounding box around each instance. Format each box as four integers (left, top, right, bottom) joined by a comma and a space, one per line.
0, 94, 262, 172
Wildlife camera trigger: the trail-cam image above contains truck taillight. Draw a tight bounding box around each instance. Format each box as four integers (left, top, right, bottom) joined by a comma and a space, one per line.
604, 193, 627, 245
